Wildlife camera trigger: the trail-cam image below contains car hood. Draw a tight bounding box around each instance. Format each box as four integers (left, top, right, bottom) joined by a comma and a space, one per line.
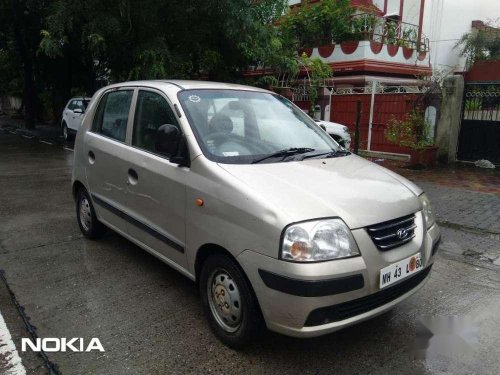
218, 155, 422, 229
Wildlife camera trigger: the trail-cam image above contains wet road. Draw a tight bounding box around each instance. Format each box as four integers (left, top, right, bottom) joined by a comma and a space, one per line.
0, 132, 499, 374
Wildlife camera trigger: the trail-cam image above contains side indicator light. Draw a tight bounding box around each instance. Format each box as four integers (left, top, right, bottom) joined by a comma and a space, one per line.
195, 198, 204, 207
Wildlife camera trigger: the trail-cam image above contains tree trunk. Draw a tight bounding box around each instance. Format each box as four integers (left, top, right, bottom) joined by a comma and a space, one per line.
11, 0, 36, 129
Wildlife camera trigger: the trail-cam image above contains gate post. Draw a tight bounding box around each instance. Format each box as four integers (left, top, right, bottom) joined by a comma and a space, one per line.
435, 75, 464, 163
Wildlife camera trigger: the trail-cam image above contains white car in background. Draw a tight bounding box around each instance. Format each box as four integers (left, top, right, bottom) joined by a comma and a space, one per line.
314, 120, 351, 149
61, 97, 91, 141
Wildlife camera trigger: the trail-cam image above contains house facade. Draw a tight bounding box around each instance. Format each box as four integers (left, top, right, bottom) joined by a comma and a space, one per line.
287, 0, 431, 87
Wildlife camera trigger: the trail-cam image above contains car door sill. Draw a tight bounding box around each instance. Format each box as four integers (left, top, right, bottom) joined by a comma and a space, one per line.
91, 193, 185, 253
97, 217, 194, 281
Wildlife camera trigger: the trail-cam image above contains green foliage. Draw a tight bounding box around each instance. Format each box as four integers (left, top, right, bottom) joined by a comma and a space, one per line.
385, 109, 434, 150
455, 25, 500, 69
385, 20, 398, 45
255, 75, 279, 88
1, 0, 301, 124
279, 0, 354, 47
299, 55, 333, 111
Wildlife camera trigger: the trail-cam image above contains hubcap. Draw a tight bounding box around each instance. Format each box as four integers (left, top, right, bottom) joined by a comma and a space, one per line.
79, 197, 92, 231
207, 269, 242, 332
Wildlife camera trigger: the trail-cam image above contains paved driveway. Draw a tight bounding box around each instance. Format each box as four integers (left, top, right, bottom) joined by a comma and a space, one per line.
0, 131, 499, 374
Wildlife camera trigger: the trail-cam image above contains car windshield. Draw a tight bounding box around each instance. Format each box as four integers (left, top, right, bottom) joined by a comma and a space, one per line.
83, 100, 90, 109
178, 89, 341, 164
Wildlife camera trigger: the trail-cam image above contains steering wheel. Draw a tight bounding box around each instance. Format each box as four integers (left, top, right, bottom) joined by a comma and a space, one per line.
203, 132, 269, 156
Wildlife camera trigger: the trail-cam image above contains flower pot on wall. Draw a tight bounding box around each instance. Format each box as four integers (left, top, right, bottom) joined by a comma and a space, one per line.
340, 41, 359, 55
409, 146, 438, 168
318, 44, 335, 58
370, 40, 383, 54
402, 47, 414, 60
417, 51, 427, 61
387, 43, 399, 57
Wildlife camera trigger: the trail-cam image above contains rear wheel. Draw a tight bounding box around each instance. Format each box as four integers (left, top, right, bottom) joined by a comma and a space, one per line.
199, 254, 263, 348
76, 188, 105, 239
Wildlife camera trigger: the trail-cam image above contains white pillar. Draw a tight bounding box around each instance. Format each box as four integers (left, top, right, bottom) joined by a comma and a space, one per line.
367, 81, 377, 151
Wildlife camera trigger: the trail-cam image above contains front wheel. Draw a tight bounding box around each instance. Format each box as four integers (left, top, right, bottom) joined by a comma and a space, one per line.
199, 254, 263, 348
62, 123, 71, 141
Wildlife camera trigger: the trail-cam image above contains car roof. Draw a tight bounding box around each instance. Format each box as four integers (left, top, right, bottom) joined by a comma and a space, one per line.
100, 80, 272, 93
70, 97, 92, 101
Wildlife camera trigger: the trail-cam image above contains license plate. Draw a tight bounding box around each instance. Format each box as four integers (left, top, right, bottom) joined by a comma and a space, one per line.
379, 253, 423, 289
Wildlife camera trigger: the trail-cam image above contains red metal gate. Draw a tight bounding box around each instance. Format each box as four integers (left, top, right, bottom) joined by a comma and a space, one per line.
331, 92, 423, 154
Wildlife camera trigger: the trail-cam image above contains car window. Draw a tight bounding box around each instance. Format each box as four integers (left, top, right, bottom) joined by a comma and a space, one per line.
132, 90, 180, 154
178, 90, 339, 164
67, 100, 77, 110
92, 90, 133, 142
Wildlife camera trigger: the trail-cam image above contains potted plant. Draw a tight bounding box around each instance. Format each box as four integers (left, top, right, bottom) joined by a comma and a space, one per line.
399, 29, 417, 59
385, 20, 399, 56
385, 109, 438, 168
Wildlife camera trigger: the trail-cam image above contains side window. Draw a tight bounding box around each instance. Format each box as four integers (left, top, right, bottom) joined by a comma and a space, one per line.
132, 90, 180, 154
92, 90, 133, 142
67, 100, 76, 110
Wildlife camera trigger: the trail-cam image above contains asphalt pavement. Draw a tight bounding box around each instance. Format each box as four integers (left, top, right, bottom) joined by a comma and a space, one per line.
0, 128, 499, 375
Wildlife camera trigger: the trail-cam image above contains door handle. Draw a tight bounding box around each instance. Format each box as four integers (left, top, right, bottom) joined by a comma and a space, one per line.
127, 168, 138, 185
88, 150, 95, 164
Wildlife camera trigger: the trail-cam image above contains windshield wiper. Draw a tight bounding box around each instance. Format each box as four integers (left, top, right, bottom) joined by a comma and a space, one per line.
300, 149, 351, 160
251, 147, 315, 164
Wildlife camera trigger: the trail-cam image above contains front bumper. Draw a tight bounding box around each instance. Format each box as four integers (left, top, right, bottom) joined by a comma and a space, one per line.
237, 219, 440, 338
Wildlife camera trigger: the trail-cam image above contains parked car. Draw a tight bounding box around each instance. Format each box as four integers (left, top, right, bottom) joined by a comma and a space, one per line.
314, 119, 351, 149
72, 80, 440, 348
61, 97, 91, 140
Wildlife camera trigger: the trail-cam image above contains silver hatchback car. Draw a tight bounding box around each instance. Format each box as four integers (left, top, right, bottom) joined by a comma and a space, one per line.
72, 80, 440, 347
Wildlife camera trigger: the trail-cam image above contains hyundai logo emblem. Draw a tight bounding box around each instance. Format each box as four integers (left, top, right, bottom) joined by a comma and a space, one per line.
397, 228, 408, 239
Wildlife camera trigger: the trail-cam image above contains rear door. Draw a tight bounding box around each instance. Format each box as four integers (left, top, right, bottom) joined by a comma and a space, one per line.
122, 88, 188, 269
70, 100, 85, 131
85, 88, 136, 233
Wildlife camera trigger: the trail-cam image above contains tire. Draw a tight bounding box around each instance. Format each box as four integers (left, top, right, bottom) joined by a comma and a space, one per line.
199, 254, 263, 348
76, 188, 105, 239
62, 122, 71, 141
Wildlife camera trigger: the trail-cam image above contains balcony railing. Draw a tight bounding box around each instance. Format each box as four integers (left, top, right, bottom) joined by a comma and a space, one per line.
351, 13, 429, 52
296, 13, 429, 53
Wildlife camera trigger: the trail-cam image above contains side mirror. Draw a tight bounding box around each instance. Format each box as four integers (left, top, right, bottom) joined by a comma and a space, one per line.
73, 108, 83, 114
155, 124, 190, 167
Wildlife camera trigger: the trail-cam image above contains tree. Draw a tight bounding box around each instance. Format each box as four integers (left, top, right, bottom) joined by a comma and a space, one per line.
0, 0, 46, 128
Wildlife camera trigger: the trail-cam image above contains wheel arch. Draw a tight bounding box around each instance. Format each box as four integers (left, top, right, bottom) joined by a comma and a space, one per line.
195, 243, 236, 284
72, 180, 86, 201
194, 243, 265, 322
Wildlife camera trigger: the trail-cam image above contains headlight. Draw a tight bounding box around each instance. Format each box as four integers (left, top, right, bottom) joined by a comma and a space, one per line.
281, 219, 359, 262
419, 193, 435, 229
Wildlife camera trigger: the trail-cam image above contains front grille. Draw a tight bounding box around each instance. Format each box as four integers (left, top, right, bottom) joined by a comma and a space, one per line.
304, 265, 432, 326
367, 214, 416, 250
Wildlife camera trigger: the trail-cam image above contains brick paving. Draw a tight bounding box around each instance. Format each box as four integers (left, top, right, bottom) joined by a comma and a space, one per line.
373, 159, 500, 194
